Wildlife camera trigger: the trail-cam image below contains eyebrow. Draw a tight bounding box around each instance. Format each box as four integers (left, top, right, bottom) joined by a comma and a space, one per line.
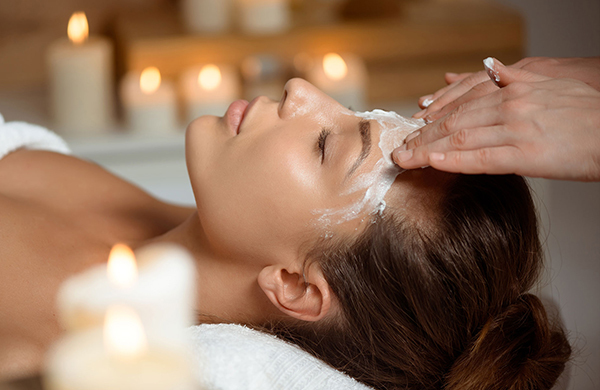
346, 119, 372, 178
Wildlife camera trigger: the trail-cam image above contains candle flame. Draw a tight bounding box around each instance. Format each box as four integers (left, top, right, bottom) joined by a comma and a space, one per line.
323, 53, 348, 81
140, 67, 162, 94
198, 64, 222, 91
104, 305, 148, 359
107, 244, 137, 288
67, 12, 89, 45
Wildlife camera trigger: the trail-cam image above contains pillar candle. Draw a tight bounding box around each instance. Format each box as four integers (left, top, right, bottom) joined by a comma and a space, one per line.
181, 0, 233, 34
56, 243, 196, 348
237, 0, 291, 35
47, 12, 114, 135
180, 64, 240, 123
45, 305, 197, 390
120, 67, 178, 135
306, 52, 368, 111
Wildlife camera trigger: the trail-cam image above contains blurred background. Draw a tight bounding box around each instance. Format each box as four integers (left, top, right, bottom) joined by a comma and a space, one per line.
0, 0, 598, 389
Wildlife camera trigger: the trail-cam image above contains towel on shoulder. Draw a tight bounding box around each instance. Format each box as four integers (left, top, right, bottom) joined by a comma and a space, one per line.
0, 113, 70, 161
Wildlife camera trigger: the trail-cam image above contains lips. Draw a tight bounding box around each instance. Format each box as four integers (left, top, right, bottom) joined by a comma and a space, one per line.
226, 99, 250, 135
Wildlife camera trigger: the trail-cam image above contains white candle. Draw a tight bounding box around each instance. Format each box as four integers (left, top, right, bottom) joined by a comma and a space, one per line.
56, 243, 196, 348
306, 52, 368, 111
237, 0, 291, 35
120, 67, 179, 135
45, 305, 196, 390
180, 64, 240, 123
47, 12, 114, 135
181, 0, 233, 34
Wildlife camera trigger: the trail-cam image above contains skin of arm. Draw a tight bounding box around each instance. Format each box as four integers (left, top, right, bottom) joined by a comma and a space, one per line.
393, 58, 600, 182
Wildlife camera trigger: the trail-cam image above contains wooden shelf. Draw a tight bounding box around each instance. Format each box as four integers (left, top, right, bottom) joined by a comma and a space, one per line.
116, 1, 524, 101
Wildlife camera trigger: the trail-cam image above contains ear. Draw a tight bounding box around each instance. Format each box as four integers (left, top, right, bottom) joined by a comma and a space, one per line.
257, 263, 332, 322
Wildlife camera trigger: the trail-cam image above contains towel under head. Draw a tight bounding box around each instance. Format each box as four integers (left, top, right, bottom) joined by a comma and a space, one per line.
188, 324, 374, 390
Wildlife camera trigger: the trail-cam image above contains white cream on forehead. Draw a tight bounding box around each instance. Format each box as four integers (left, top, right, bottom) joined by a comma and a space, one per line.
315, 109, 425, 226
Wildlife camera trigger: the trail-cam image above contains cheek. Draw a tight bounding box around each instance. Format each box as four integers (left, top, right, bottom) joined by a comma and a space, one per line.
196, 136, 325, 260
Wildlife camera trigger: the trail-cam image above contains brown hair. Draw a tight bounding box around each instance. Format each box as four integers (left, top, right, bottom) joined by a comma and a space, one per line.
271, 173, 571, 389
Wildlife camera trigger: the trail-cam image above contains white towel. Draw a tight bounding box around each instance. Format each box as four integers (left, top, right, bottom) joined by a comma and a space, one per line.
187, 324, 373, 390
0, 113, 70, 160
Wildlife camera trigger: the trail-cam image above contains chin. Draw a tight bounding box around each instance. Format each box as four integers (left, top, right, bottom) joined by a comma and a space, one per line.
185, 115, 219, 199
185, 115, 216, 141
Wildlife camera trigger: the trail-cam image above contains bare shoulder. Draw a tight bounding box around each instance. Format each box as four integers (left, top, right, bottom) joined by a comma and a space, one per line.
0, 150, 148, 205
0, 149, 193, 217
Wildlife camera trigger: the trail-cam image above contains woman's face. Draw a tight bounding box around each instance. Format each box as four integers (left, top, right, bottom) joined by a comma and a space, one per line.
186, 78, 396, 265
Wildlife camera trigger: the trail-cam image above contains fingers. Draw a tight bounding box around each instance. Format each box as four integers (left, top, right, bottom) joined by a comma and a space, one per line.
414, 57, 552, 120
417, 73, 473, 109
422, 80, 498, 123
405, 96, 504, 151
444, 72, 472, 84
418, 95, 435, 109
425, 147, 523, 175
394, 125, 513, 170
413, 71, 490, 119
484, 57, 551, 87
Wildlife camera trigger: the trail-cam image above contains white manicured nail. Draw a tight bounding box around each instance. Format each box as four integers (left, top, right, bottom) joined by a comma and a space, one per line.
483, 57, 500, 86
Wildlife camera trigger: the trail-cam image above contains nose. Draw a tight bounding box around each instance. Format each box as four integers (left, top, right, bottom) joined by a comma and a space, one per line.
280, 78, 342, 118
282, 78, 323, 102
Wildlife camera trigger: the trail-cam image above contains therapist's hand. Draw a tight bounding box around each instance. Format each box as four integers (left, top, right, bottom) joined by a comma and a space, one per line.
394, 59, 600, 182
413, 57, 538, 120
414, 57, 600, 123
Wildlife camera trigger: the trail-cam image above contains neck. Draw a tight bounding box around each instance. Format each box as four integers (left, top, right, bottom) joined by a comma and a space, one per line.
134, 212, 280, 325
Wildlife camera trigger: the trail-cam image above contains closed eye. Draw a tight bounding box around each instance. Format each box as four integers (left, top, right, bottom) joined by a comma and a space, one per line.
317, 128, 331, 164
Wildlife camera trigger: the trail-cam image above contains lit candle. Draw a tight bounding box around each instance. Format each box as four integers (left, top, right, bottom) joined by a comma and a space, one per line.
57, 243, 196, 348
180, 64, 240, 123
44, 304, 197, 390
306, 52, 368, 111
120, 67, 179, 134
181, 0, 233, 34
47, 12, 114, 135
237, 0, 291, 35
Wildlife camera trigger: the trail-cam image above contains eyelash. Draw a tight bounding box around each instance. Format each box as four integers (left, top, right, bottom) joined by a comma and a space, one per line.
317, 128, 330, 164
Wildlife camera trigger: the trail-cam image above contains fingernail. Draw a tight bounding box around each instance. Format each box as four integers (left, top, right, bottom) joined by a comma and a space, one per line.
413, 109, 427, 118
483, 57, 500, 86
430, 152, 445, 161
424, 115, 434, 124
395, 149, 413, 163
446, 72, 458, 78
405, 130, 420, 143
422, 95, 433, 108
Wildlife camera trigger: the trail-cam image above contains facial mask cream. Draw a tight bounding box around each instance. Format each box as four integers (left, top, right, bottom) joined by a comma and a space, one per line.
315, 109, 425, 226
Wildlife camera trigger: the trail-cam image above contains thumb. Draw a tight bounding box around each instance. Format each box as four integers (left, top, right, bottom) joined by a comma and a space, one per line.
483, 57, 549, 88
